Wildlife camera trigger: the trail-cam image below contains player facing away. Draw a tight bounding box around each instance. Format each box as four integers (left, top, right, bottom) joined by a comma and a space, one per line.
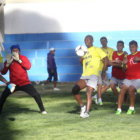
92, 37, 114, 105
72, 35, 108, 118
0, 45, 47, 114
116, 40, 140, 115
110, 41, 127, 98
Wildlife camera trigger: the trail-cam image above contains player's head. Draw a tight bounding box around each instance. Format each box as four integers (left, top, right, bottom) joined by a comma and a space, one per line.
129, 40, 138, 54
50, 48, 55, 55
10, 44, 20, 54
84, 35, 94, 48
117, 40, 124, 52
100, 37, 108, 47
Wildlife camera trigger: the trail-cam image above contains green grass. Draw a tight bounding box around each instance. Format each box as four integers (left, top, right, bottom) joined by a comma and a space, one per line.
0, 83, 140, 140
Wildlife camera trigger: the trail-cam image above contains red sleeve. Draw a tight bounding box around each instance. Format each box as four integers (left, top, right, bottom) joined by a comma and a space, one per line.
112, 51, 116, 60
20, 55, 31, 70
1, 61, 9, 75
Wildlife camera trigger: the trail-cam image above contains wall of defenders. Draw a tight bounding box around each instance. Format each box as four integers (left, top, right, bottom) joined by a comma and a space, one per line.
0, 35, 139, 119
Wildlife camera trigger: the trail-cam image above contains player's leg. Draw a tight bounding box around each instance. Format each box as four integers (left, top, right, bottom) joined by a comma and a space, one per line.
127, 86, 136, 114
110, 77, 119, 96
116, 83, 128, 114
80, 76, 98, 118
72, 79, 86, 117
0, 87, 12, 113
86, 86, 94, 113
19, 84, 46, 114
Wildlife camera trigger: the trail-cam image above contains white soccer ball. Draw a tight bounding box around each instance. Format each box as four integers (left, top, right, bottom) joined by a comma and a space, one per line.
75, 45, 87, 57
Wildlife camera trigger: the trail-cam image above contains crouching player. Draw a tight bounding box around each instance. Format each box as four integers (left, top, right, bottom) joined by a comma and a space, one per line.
72, 35, 108, 118
116, 40, 140, 115
110, 41, 127, 99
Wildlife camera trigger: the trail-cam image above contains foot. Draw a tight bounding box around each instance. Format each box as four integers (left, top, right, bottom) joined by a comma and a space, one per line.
127, 109, 135, 115
92, 96, 98, 104
53, 87, 60, 91
41, 111, 47, 114
115, 110, 121, 115
80, 105, 86, 117
98, 101, 103, 106
80, 112, 89, 118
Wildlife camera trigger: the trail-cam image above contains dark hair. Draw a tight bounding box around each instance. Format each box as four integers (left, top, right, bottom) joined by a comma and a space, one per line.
10, 44, 20, 52
85, 35, 93, 40
117, 40, 124, 46
129, 40, 138, 47
100, 36, 107, 41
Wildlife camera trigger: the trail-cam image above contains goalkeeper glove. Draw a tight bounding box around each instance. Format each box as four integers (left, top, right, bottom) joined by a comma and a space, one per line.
12, 52, 22, 64
6, 54, 13, 67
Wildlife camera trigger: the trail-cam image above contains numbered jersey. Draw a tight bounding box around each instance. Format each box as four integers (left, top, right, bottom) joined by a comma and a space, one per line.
82, 46, 106, 77
126, 51, 140, 79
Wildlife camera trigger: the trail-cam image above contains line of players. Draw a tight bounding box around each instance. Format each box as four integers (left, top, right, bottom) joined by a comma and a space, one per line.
72, 35, 140, 118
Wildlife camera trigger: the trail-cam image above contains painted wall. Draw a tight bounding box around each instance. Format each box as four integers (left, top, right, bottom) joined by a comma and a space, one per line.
2, 0, 140, 82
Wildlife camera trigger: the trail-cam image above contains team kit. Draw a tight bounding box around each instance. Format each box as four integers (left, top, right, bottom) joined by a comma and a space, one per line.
0, 35, 140, 119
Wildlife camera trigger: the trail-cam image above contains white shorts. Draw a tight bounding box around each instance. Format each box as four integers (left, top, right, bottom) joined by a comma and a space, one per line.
123, 79, 140, 90
98, 71, 110, 86
80, 75, 98, 90
110, 77, 124, 88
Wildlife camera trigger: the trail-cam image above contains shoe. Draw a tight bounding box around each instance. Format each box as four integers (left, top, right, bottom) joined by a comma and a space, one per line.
92, 96, 98, 104
8, 83, 16, 93
80, 112, 89, 118
98, 101, 103, 106
127, 109, 135, 115
115, 110, 121, 115
53, 88, 60, 91
80, 105, 86, 117
41, 111, 47, 114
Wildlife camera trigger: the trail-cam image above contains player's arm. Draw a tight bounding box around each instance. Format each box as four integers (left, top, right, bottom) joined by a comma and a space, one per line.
122, 57, 128, 71
102, 56, 109, 80
79, 57, 84, 65
133, 56, 140, 62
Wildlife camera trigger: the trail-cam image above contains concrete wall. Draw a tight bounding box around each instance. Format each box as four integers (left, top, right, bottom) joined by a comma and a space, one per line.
2, 0, 140, 82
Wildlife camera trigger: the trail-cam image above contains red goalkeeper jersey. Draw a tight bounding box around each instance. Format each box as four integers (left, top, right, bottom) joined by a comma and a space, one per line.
112, 51, 125, 80
126, 51, 140, 80
2, 54, 31, 86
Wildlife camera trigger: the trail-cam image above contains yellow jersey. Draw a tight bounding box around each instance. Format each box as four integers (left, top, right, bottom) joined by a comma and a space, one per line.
99, 47, 114, 71
82, 46, 107, 77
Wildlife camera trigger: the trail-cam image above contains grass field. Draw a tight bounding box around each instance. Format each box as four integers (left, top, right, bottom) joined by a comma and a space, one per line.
0, 82, 140, 140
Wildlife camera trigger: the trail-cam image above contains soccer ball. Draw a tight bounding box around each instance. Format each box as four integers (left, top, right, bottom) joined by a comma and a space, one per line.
75, 45, 87, 57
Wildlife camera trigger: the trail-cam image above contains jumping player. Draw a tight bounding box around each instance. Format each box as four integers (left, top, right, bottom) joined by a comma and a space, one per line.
72, 35, 108, 118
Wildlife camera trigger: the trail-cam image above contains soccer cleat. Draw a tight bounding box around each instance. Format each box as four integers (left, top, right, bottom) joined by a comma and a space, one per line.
80, 105, 86, 117
92, 96, 98, 104
98, 101, 103, 106
7, 83, 16, 93
41, 111, 47, 114
127, 109, 135, 115
115, 110, 122, 115
80, 112, 89, 118
53, 88, 60, 91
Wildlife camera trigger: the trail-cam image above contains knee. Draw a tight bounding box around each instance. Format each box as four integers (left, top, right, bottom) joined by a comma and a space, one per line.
128, 86, 136, 95
72, 85, 80, 95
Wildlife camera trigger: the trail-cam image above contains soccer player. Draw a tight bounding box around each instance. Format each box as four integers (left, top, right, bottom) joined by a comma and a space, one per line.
0, 45, 47, 114
92, 37, 114, 105
110, 41, 126, 97
72, 35, 108, 118
46, 48, 60, 91
116, 40, 140, 115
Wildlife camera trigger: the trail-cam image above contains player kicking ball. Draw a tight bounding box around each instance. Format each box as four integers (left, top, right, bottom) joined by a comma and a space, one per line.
116, 40, 140, 115
72, 35, 108, 118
